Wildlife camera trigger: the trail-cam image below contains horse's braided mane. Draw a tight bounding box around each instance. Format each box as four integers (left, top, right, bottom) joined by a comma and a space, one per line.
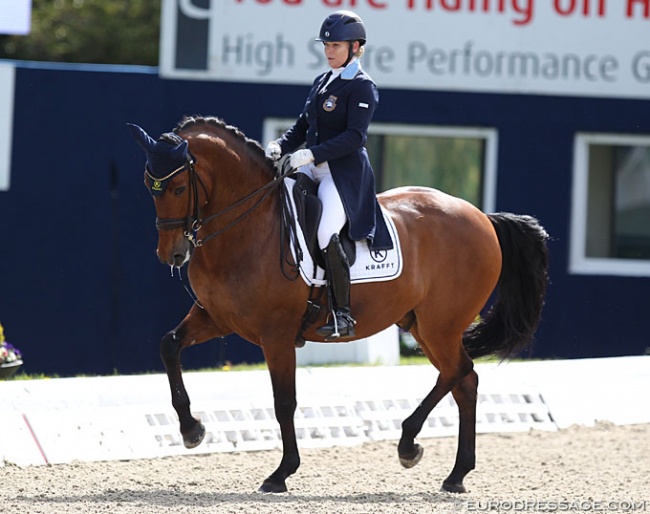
173, 115, 275, 174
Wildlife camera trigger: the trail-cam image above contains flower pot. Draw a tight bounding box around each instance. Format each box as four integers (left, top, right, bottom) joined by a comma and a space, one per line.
0, 360, 22, 379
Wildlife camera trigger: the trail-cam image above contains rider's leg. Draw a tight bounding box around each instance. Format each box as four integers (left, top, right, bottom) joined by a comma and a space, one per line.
314, 172, 346, 250
316, 233, 356, 340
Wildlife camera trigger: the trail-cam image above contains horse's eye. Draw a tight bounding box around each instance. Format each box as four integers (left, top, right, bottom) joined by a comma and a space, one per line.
174, 186, 186, 196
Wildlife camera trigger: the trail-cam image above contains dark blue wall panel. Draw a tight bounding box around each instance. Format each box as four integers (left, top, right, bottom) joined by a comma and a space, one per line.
1, 62, 649, 377
0, 64, 264, 376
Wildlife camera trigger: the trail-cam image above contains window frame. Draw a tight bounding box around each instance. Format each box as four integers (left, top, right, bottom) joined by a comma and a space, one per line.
262, 119, 498, 213
570, 132, 650, 277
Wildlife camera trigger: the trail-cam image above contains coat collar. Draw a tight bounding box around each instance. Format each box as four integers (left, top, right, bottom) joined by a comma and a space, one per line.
340, 59, 361, 80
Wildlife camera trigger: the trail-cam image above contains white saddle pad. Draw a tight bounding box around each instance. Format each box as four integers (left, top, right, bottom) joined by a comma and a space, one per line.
284, 177, 403, 287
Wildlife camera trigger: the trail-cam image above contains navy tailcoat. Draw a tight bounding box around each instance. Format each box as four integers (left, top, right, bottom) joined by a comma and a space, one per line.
277, 62, 393, 251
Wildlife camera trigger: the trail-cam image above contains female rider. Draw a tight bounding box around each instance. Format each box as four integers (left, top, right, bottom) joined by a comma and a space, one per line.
265, 10, 392, 340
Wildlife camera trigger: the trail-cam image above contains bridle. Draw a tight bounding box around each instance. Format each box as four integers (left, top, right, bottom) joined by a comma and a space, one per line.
146, 155, 206, 247
149, 134, 296, 249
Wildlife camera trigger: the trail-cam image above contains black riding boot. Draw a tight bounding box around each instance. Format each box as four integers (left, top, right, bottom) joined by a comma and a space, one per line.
316, 234, 356, 341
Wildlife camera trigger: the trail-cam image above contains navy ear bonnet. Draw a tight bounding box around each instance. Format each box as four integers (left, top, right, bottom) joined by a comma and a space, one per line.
127, 123, 190, 196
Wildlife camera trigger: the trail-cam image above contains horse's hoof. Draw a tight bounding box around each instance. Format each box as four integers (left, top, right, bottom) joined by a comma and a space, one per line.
399, 443, 424, 469
183, 421, 206, 449
258, 479, 287, 493
441, 480, 467, 493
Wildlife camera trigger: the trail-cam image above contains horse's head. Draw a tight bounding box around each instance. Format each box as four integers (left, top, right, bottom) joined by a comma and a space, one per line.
128, 123, 197, 267
129, 116, 280, 270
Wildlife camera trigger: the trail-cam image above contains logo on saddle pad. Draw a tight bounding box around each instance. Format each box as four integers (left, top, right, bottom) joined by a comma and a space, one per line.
367, 249, 396, 272
370, 250, 387, 263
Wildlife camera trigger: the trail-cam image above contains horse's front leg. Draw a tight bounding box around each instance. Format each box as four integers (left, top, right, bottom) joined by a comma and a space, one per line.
160, 304, 220, 449
259, 343, 300, 493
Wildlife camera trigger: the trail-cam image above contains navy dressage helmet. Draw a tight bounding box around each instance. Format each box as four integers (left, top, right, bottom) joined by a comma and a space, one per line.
316, 10, 367, 46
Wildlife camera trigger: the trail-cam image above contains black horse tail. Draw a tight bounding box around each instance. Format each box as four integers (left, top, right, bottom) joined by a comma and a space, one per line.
463, 212, 549, 360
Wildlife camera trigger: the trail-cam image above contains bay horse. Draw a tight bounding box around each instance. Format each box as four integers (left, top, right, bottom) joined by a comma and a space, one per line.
128, 115, 548, 494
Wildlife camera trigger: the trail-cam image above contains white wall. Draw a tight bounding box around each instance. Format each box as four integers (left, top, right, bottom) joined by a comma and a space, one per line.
0, 64, 15, 192
295, 325, 400, 366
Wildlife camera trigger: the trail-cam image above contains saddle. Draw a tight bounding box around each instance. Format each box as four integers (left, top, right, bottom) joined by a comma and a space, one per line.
291, 173, 356, 269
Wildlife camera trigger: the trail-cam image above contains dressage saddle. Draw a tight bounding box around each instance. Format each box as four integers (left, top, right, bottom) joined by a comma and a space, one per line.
291, 172, 356, 269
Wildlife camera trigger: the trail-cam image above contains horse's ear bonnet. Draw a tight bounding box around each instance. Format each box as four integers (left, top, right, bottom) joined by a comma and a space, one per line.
127, 123, 189, 196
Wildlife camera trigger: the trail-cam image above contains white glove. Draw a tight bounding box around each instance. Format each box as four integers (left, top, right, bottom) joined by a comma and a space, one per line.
265, 141, 282, 161
290, 149, 315, 169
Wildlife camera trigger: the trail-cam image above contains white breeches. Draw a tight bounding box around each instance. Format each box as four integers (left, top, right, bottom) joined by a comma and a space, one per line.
298, 162, 347, 250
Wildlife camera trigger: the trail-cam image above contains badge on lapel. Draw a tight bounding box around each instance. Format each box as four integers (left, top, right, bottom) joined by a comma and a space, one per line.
323, 95, 338, 112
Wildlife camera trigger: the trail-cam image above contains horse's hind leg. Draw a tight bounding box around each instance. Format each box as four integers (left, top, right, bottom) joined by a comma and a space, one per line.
160, 305, 221, 449
442, 369, 478, 493
398, 327, 476, 492
397, 363, 470, 470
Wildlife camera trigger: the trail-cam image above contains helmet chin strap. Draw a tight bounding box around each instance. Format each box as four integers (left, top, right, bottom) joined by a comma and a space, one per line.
344, 41, 355, 67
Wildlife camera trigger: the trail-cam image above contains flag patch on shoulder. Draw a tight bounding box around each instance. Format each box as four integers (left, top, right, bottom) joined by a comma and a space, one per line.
358, 102, 369, 108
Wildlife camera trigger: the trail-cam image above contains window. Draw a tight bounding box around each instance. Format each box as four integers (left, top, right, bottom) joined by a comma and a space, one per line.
263, 120, 497, 212
570, 133, 650, 276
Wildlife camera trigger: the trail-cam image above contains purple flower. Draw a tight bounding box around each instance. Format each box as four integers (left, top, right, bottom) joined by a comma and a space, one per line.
6, 343, 21, 358
0, 341, 22, 364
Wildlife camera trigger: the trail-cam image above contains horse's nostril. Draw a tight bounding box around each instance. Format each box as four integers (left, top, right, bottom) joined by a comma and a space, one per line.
173, 253, 187, 267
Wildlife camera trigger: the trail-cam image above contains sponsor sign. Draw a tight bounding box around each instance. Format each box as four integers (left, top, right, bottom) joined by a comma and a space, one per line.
160, 0, 650, 99
0, 0, 32, 35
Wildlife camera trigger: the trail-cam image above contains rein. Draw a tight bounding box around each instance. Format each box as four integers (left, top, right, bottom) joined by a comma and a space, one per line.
195, 164, 294, 247
153, 148, 296, 248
